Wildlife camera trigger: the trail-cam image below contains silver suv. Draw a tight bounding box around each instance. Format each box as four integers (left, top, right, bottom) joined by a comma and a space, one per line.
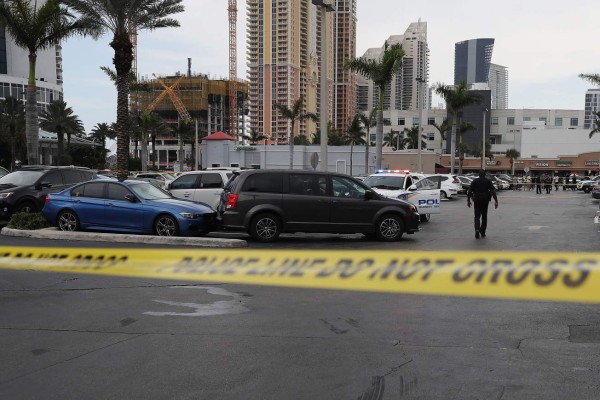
167, 170, 234, 208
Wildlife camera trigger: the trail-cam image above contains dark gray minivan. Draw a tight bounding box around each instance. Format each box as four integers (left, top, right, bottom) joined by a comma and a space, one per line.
217, 169, 420, 242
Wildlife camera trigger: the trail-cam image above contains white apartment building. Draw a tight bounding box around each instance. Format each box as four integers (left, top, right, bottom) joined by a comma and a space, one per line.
357, 21, 429, 114
584, 88, 600, 129
488, 63, 508, 110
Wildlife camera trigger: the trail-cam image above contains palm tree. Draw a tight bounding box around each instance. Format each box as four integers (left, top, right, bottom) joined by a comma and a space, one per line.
579, 74, 600, 86
457, 121, 476, 175
505, 148, 521, 175
0, 97, 25, 170
245, 128, 266, 145
0, 0, 86, 165
383, 130, 404, 150
274, 96, 317, 169
63, 0, 184, 180
39, 100, 84, 165
171, 120, 193, 172
137, 112, 164, 171
434, 81, 481, 174
346, 115, 366, 175
432, 118, 451, 154
345, 42, 405, 170
403, 125, 427, 150
588, 111, 600, 139
359, 108, 377, 174
90, 122, 116, 166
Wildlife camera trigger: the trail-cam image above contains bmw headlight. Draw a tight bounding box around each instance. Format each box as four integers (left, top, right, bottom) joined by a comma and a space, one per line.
179, 212, 197, 219
0, 192, 13, 199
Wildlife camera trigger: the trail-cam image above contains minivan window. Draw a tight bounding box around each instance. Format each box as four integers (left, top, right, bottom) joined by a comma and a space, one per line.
201, 173, 224, 189
62, 170, 83, 185
289, 174, 327, 196
171, 174, 197, 190
44, 171, 63, 186
242, 173, 283, 193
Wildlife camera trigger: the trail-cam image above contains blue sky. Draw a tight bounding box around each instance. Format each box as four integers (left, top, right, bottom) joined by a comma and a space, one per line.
61, 0, 600, 133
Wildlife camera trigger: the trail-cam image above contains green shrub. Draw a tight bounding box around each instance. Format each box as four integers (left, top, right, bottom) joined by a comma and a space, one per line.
7, 212, 50, 230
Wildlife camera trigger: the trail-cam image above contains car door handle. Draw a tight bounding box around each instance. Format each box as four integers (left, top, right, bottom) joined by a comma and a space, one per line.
107, 202, 113, 207
183, 192, 190, 197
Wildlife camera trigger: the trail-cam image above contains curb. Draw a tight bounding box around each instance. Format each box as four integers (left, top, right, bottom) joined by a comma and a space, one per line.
0, 227, 248, 248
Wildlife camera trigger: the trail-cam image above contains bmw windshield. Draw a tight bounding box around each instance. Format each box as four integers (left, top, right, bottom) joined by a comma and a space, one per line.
128, 182, 172, 200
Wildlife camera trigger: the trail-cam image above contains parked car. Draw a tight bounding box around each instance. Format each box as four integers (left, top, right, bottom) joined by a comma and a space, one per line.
0, 166, 9, 178
135, 172, 175, 189
217, 169, 420, 242
167, 170, 234, 208
0, 166, 96, 222
592, 183, 600, 199
363, 172, 441, 222
43, 180, 216, 237
457, 176, 473, 193
577, 176, 600, 193
425, 174, 461, 200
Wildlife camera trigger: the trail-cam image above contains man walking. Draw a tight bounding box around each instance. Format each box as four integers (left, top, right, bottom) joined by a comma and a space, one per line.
467, 170, 499, 239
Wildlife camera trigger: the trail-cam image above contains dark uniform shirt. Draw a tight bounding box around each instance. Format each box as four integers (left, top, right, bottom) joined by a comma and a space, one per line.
468, 177, 496, 203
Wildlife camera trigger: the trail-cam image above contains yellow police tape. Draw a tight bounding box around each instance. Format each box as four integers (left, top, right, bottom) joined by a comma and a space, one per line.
1, 247, 599, 303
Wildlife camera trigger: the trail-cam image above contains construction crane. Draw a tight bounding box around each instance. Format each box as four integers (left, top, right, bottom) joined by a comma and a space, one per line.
228, 0, 238, 141
146, 74, 192, 123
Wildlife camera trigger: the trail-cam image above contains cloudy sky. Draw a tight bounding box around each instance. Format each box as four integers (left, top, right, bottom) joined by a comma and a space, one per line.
61, 0, 600, 132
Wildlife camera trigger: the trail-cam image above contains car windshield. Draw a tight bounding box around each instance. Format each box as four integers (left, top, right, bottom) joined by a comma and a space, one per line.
0, 170, 45, 186
363, 175, 405, 190
129, 182, 172, 200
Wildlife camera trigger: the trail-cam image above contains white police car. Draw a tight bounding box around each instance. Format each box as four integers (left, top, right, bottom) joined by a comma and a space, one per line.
363, 170, 441, 222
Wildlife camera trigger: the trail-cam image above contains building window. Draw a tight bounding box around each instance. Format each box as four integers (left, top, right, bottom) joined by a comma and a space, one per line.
507, 117, 515, 125
383, 118, 391, 126
540, 117, 547, 125
398, 118, 405, 126
427, 132, 435, 141
412, 117, 419, 126
523, 117, 531, 122
427, 117, 435, 125
570, 118, 578, 126
491, 117, 498, 125
555, 117, 563, 126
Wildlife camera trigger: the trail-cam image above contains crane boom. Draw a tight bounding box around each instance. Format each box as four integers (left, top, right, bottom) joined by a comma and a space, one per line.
146, 74, 192, 123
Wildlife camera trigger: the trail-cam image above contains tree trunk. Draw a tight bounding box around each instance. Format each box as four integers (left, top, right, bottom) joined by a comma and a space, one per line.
375, 88, 384, 170
179, 134, 184, 172
289, 120, 295, 170
152, 134, 157, 168
10, 130, 16, 171
57, 128, 64, 165
450, 113, 457, 175
115, 73, 130, 180
141, 133, 148, 172
364, 128, 370, 175
350, 142, 353, 175
26, 55, 38, 165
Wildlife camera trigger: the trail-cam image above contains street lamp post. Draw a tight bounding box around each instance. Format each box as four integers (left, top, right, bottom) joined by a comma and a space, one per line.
312, 0, 335, 172
481, 108, 488, 170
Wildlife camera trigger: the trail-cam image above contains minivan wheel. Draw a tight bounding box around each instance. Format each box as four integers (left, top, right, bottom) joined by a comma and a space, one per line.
154, 214, 179, 236
420, 213, 431, 222
17, 201, 37, 213
376, 214, 404, 242
249, 213, 281, 242
57, 210, 79, 232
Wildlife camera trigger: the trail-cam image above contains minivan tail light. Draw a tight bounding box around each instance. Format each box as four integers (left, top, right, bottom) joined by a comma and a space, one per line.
226, 194, 238, 209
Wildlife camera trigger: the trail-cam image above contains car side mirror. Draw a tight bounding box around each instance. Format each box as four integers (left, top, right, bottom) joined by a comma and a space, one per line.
165, 182, 172, 190
365, 190, 375, 200
37, 181, 52, 189
409, 184, 417, 191
125, 194, 137, 203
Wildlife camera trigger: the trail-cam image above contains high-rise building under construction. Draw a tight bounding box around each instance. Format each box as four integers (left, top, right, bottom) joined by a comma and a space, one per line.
247, 0, 355, 144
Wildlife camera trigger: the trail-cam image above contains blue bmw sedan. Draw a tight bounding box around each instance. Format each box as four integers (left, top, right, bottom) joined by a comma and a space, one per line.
42, 180, 216, 237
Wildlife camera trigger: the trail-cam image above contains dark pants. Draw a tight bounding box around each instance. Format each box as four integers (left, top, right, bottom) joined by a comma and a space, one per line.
536, 184, 542, 194
474, 200, 490, 234
545, 184, 551, 194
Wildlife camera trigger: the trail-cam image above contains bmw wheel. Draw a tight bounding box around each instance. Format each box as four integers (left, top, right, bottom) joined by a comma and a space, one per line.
57, 210, 79, 232
249, 213, 281, 242
376, 214, 404, 242
154, 215, 179, 236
